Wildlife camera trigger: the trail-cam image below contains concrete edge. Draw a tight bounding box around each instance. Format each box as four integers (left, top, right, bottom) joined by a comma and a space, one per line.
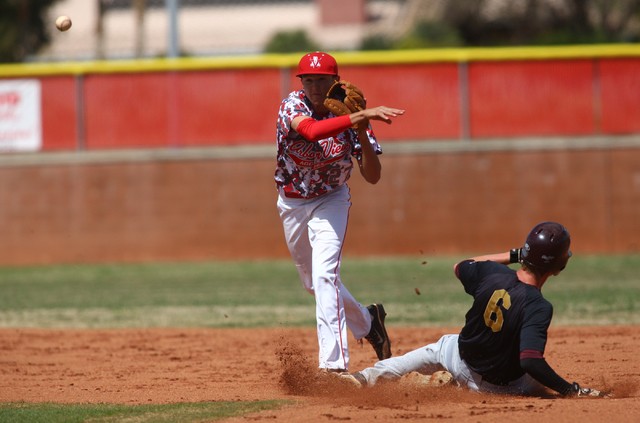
1, 135, 640, 168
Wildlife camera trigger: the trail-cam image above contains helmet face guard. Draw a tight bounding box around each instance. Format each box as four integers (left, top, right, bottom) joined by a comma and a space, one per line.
521, 222, 572, 273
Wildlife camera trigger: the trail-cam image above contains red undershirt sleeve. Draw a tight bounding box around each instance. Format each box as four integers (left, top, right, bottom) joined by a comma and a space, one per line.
295, 115, 353, 142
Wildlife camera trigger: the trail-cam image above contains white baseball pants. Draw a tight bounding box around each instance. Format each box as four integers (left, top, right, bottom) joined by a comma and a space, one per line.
360, 334, 545, 395
277, 184, 372, 370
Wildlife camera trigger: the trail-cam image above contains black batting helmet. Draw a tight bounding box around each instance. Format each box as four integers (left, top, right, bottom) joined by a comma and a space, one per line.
520, 222, 572, 273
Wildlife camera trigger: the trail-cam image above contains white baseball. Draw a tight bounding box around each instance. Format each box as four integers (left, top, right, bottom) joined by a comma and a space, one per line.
55, 15, 72, 32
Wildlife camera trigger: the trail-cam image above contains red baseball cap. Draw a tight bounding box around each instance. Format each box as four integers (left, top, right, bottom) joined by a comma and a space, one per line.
296, 52, 338, 77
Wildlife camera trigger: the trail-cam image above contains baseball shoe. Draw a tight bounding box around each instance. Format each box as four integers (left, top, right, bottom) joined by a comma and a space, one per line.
316, 368, 347, 381
340, 372, 367, 388
398, 371, 457, 388
365, 302, 391, 360
317, 368, 347, 375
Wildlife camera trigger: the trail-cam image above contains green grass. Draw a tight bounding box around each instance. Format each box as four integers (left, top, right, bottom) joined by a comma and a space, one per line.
0, 255, 638, 328
0, 400, 288, 423
0, 255, 638, 421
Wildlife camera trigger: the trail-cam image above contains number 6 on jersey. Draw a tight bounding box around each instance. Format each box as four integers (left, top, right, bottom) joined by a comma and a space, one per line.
484, 289, 511, 332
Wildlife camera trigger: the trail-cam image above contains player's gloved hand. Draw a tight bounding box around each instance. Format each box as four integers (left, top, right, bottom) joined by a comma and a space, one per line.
569, 382, 611, 397
324, 80, 368, 130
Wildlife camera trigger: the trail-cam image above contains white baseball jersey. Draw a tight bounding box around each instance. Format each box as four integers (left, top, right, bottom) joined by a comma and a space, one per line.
274, 90, 382, 199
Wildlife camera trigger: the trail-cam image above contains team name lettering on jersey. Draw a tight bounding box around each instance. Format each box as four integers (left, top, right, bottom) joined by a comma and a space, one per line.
274, 90, 382, 198
319, 138, 350, 158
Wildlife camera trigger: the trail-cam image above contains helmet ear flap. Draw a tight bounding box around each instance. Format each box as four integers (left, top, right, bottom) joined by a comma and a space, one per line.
558, 250, 573, 271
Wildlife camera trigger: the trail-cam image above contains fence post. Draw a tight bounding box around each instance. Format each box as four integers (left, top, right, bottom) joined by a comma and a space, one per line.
458, 61, 470, 141
592, 58, 602, 135
74, 74, 86, 151
168, 71, 180, 148
167, 0, 180, 58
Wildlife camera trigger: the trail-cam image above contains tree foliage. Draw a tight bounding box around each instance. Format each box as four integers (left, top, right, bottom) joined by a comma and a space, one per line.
264, 29, 320, 54
443, 0, 640, 46
0, 0, 61, 63
362, 0, 640, 50
394, 21, 463, 49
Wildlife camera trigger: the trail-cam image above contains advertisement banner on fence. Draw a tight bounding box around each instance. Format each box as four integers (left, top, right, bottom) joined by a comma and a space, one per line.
0, 79, 42, 153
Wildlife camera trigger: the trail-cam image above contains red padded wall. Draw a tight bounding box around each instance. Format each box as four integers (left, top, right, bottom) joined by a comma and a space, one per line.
338, 64, 461, 141
83, 68, 283, 149
600, 58, 640, 134
468, 60, 594, 138
84, 72, 170, 149
40, 76, 77, 151
11, 56, 640, 153
286, 63, 461, 141
176, 68, 282, 146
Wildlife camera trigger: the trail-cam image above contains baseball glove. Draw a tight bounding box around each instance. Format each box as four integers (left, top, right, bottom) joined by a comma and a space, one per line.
324, 80, 367, 130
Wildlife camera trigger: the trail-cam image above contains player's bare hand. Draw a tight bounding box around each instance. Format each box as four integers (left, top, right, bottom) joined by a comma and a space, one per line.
362, 106, 405, 124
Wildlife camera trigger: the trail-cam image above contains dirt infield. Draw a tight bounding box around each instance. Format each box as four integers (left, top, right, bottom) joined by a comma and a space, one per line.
1, 326, 638, 422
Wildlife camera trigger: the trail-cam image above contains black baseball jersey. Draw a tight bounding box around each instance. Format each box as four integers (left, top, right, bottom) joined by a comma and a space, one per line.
456, 260, 552, 385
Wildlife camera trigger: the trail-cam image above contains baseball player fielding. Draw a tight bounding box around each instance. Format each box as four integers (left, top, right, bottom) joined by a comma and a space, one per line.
275, 52, 404, 373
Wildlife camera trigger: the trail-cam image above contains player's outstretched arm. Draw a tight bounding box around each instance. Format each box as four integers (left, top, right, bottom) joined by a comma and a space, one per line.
292, 115, 353, 142
350, 106, 405, 127
520, 356, 575, 395
467, 252, 511, 265
453, 252, 511, 274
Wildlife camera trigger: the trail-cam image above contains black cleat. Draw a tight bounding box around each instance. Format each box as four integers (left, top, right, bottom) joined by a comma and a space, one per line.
364, 302, 391, 360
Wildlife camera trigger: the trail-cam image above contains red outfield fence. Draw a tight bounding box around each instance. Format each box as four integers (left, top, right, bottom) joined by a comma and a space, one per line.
1, 45, 640, 151
1, 46, 640, 265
